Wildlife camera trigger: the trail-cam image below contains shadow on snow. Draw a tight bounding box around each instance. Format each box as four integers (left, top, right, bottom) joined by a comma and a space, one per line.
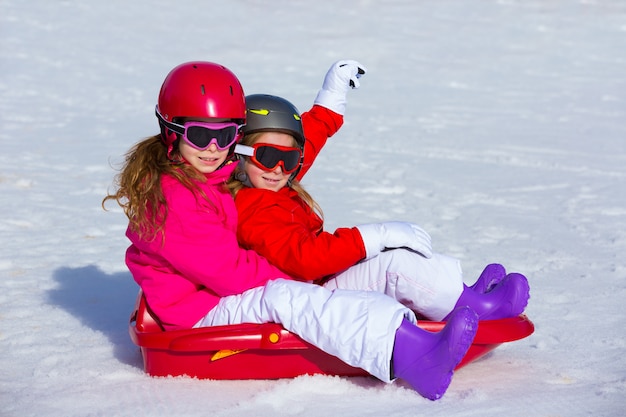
48, 265, 143, 369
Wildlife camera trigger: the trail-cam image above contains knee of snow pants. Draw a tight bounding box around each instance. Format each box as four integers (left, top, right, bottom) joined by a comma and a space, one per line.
324, 250, 464, 321
195, 278, 415, 382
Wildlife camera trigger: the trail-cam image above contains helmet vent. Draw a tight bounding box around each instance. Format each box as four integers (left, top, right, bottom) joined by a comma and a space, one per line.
200, 84, 205, 95
229, 86, 233, 96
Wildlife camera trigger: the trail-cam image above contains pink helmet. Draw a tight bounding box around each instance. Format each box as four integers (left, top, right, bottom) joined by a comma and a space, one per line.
156, 61, 246, 150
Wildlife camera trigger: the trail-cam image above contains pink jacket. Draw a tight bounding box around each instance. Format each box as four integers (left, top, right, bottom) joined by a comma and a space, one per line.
125, 161, 290, 330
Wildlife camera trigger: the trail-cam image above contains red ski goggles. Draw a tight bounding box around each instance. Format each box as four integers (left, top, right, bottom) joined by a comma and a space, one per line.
156, 108, 243, 150
235, 143, 303, 174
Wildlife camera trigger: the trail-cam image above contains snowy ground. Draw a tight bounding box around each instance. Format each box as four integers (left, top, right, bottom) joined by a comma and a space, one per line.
1, 1, 625, 416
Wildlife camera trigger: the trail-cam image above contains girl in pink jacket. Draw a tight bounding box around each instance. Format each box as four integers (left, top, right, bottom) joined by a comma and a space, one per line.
104, 60, 481, 401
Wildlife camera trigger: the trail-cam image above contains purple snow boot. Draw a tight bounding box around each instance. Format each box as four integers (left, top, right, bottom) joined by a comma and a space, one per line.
392, 306, 479, 401
449, 272, 530, 321
470, 263, 506, 293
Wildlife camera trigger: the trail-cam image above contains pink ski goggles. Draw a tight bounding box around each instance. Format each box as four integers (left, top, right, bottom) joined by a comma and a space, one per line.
156, 108, 243, 150
175, 121, 243, 151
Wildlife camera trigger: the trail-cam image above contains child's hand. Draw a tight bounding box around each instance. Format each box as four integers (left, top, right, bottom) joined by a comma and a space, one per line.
356, 221, 433, 260
314, 59, 367, 115
328, 59, 367, 90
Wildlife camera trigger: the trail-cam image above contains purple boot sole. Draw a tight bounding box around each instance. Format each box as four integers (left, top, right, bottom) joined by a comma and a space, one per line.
392, 306, 479, 400
470, 263, 506, 293
456, 272, 530, 321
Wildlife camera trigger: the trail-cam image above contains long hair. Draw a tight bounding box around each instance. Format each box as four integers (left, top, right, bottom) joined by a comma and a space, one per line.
226, 132, 323, 220
102, 135, 209, 242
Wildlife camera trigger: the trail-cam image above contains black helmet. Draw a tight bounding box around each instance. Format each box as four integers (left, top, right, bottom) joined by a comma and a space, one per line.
243, 94, 305, 148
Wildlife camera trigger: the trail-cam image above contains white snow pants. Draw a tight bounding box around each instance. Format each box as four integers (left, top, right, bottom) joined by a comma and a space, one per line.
194, 278, 415, 382
325, 250, 464, 321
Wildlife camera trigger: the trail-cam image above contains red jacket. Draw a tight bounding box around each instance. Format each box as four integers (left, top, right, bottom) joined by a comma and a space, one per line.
235, 105, 367, 282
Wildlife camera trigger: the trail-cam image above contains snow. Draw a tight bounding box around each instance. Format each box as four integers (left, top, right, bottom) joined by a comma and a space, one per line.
1, 0, 625, 415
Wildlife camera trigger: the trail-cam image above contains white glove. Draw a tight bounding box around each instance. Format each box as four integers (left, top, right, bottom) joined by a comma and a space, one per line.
314, 59, 367, 115
356, 222, 433, 260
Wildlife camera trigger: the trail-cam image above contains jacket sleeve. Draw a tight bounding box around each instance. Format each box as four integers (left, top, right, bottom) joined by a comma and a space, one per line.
297, 105, 343, 180
158, 182, 290, 297
236, 189, 366, 282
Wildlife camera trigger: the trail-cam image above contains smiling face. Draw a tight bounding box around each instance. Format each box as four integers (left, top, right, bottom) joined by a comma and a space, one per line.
179, 140, 230, 174
177, 118, 233, 174
244, 131, 298, 192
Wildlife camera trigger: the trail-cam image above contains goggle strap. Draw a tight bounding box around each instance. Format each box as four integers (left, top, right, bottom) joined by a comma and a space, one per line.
234, 144, 255, 157
155, 107, 185, 135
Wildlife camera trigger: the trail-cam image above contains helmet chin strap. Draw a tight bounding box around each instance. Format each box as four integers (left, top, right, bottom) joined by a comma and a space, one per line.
216, 148, 237, 171
163, 139, 183, 164
234, 160, 254, 187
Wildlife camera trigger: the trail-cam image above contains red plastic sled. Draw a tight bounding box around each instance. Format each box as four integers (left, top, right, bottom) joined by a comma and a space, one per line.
129, 291, 534, 379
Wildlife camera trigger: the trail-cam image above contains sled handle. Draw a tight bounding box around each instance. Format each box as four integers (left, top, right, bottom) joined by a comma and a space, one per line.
167, 323, 309, 352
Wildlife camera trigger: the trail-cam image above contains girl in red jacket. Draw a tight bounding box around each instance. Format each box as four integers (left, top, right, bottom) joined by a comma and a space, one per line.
230, 62, 530, 323
106, 60, 481, 401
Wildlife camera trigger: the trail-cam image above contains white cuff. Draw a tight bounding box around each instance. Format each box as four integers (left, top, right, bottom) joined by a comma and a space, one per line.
355, 224, 381, 260
314, 89, 346, 115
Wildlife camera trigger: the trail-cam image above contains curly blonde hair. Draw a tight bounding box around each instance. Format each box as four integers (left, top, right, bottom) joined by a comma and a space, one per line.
102, 135, 210, 242
226, 132, 323, 220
